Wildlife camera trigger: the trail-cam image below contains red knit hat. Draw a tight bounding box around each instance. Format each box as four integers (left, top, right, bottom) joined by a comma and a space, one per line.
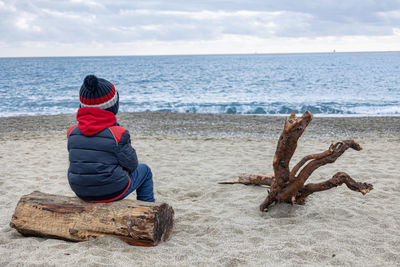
79, 75, 119, 114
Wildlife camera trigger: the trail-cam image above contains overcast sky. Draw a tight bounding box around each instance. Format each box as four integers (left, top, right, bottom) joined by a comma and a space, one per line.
1, 0, 399, 57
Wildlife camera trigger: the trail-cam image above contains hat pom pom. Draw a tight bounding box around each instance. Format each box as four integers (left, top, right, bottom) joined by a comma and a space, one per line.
84, 75, 98, 92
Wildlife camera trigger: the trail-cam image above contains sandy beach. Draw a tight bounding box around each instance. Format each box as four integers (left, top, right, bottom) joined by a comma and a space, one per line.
0, 112, 399, 266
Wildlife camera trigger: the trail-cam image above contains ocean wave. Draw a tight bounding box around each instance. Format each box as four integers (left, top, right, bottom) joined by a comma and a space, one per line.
1, 102, 400, 117
118, 101, 400, 116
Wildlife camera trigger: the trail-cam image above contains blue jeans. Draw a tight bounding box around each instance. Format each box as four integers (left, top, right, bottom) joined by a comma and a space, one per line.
119, 163, 155, 202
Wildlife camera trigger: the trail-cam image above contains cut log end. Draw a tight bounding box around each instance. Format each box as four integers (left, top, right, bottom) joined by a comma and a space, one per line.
10, 191, 174, 246
154, 203, 175, 243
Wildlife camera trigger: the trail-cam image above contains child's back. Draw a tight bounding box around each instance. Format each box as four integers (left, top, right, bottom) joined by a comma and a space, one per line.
67, 75, 154, 202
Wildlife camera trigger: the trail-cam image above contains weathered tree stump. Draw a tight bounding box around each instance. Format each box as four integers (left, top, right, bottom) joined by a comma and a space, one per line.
10, 191, 174, 246
219, 111, 373, 212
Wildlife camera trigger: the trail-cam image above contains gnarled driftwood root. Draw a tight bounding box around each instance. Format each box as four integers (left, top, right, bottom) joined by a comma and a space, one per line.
219, 111, 374, 212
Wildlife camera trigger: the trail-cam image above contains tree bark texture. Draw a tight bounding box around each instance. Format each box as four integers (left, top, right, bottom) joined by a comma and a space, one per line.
10, 191, 174, 246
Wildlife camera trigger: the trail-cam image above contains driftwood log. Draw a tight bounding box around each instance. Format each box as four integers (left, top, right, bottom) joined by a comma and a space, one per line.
10, 191, 174, 246
219, 111, 373, 211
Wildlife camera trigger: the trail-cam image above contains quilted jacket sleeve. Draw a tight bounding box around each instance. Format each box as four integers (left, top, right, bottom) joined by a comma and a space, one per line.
116, 130, 138, 173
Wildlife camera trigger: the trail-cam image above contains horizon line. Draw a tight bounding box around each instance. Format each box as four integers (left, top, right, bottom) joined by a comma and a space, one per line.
0, 50, 399, 59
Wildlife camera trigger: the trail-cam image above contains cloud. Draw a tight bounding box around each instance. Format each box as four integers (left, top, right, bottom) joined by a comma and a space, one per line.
15, 12, 41, 32
0, 0, 399, 56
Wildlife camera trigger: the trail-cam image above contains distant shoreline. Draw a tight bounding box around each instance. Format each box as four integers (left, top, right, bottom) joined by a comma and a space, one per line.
0, 50, 398, 59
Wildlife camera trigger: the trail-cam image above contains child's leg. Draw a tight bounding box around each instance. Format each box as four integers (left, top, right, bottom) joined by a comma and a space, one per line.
130, 163, 155, 202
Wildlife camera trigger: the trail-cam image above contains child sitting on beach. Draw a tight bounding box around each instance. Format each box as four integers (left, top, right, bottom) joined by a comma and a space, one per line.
67, 75, 154, 203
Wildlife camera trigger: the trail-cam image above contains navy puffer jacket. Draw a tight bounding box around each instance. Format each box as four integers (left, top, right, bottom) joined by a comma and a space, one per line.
67, 107, 138, 202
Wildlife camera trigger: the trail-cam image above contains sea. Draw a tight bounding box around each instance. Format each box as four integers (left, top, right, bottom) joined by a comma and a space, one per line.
0, 52, 399, 117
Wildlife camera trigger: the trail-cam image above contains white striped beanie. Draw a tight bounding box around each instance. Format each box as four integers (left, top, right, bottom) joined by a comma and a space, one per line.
79, 75, 119, 114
